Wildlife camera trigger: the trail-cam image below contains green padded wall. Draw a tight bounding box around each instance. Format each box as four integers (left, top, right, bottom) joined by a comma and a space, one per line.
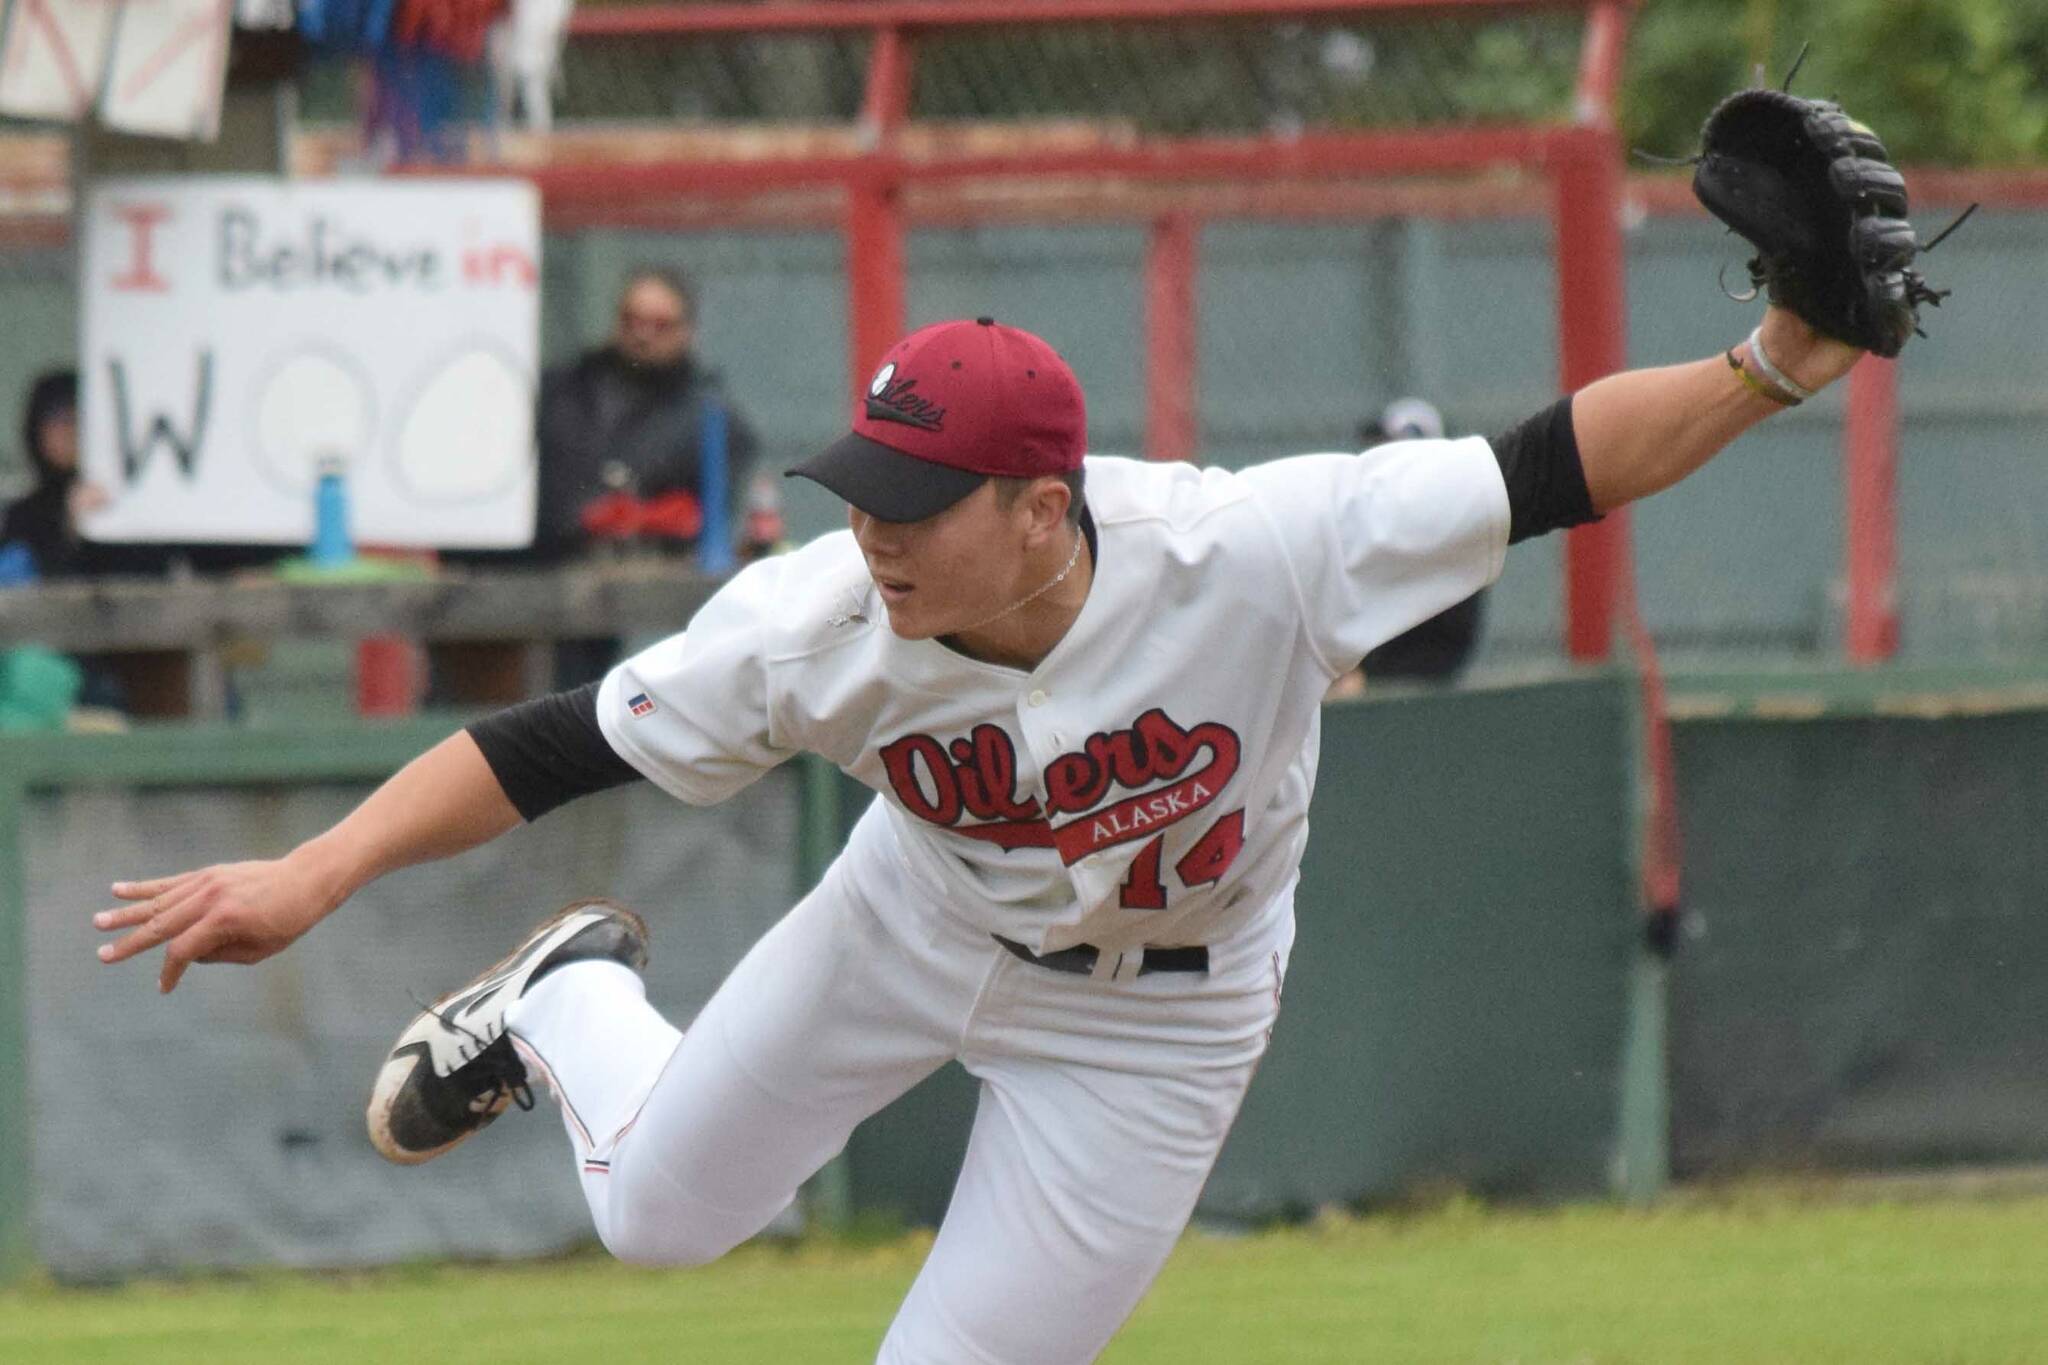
1669, 670, 2048, 1177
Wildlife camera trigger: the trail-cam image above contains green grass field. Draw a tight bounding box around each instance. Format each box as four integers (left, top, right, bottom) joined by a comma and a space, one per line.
8, 1187, 2048, 1364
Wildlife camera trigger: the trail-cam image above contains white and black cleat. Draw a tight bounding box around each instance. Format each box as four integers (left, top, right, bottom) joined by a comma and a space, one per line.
366, 899, 649, 1165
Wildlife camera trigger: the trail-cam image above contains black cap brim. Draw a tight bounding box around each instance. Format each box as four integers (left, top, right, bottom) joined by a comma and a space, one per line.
785, 431, 986, 523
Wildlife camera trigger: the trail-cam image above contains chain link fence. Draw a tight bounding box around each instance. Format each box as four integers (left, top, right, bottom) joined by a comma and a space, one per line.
285, 7, 1584, 133
545, 11, 1581, 131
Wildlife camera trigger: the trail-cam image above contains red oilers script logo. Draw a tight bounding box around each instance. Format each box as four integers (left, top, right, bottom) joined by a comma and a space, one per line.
879, 708, 1242, 870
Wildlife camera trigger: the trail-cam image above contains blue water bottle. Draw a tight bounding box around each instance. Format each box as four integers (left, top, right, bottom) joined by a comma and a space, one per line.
311, 457, 354, 568
697, 402, 735, 576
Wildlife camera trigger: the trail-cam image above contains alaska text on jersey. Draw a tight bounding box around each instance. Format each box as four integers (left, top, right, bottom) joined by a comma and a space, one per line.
878, 708, 1241, 865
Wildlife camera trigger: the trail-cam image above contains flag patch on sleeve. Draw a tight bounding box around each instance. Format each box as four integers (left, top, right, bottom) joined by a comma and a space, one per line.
628, 692, 656, 717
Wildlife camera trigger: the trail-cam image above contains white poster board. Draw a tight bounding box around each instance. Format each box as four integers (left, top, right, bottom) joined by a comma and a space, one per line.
99, 0, 234, 139
0, 0, 122, 121
80, 177, 540, 548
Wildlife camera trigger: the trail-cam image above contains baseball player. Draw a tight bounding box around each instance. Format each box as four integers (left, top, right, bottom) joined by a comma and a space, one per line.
94, 303, 1860, 1360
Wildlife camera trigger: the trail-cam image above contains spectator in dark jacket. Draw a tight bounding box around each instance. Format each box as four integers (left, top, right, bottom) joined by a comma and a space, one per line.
2, 370, 100, 578
528, 265, 765, 565
1, 368, 175, 581
472, 266, 774, 691
1, 368, 165, 711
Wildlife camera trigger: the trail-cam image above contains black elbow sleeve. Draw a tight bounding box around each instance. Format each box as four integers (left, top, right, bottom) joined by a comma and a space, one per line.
466, 682, 644, 821
1489, 395, 1601, 544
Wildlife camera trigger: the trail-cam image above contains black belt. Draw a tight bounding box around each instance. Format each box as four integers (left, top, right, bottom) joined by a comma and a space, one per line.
993, 934, 1209, 976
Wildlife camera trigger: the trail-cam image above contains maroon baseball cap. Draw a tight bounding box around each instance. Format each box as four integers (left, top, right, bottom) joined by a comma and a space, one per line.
788, 317, 1087, 523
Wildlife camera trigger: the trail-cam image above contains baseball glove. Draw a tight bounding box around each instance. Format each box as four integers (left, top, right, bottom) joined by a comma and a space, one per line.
1691, 83, 1963, 358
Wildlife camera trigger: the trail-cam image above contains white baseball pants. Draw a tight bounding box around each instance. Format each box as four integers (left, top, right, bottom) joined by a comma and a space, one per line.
504, 822, 1291, 1364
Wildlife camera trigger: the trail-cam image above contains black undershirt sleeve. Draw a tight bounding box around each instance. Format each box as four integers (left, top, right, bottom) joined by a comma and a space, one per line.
466, 681, 645, 822
1488, 394, 1602, 545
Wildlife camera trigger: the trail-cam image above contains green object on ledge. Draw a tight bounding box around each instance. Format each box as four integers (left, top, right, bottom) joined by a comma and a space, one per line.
0, 647, 81, 733
272, 555, 437, 585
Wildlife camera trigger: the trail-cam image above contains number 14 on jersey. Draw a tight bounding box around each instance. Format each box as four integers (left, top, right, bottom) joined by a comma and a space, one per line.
1118, 809, 1246, 910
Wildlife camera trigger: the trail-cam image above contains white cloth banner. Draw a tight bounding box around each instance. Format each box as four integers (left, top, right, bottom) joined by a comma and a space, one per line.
0, 0, 123, 121
99, 0, 234, 139
79, 177, 542, 549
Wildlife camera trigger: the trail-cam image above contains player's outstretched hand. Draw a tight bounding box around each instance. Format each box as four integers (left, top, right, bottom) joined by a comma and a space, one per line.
94, 857, 336, 994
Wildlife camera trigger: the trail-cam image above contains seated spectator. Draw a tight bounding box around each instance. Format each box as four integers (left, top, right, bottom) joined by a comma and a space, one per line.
533, 265, 770, 569
3, 370, 102, 579
2, 368, 178, 580
440, 266, 778, 695
0, 368, 164, 711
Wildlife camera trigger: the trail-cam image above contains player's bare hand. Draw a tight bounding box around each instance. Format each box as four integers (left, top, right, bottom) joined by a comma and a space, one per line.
95, 857, 337, 994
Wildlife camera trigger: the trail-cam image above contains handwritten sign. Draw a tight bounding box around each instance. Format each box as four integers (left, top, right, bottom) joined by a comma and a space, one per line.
80, 177, 540, 548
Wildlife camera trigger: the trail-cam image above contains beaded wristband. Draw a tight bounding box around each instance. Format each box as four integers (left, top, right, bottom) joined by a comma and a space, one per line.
1727, 348, 1800, 406
1745, 324, 1817, 402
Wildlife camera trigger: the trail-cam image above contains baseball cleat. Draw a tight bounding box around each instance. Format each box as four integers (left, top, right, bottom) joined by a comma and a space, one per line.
366, 899, 649, 1165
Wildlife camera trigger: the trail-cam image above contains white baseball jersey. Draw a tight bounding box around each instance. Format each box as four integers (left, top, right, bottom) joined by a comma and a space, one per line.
596, 442, 1508, 962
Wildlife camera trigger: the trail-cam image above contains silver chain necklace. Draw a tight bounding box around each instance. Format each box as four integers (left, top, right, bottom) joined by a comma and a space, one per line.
958, 527, 1086, 633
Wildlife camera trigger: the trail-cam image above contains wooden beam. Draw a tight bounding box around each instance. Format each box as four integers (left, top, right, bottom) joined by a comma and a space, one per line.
0, 566, 723, 653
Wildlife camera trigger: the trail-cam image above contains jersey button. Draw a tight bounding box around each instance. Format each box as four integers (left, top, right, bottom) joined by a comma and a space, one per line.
1027, 689, 1048, 707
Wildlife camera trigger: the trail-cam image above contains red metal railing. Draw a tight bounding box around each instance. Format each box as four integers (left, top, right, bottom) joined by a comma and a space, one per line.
536, 2, 1638, 595
1844, 359, 1900, 663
